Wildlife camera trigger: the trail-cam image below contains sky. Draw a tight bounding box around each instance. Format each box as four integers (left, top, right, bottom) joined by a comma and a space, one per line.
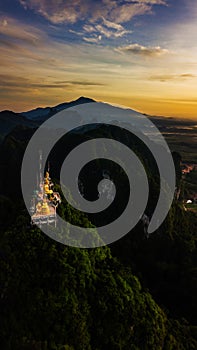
0, 0, 197, 119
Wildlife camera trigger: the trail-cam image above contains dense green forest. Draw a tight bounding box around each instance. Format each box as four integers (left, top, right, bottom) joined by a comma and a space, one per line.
0, 121, 197, 349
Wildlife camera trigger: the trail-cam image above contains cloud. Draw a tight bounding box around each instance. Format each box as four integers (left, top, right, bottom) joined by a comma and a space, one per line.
116, 43, 169, 57
83, 25, 96, 33
0, 74, 106, 90
19, 0, 89, 24
109, 3, 151, 23
181, 73, 196, 78
101, 17, 124, 31
17, 0, 166, 47
149, 73, 196, 82
2, 19, 8, 27
0, 16, 44, 46
0, 16, 59, 68
0, 35, 48, 64
126, 0, 166, 4
54, 80, 106, 86
69, 29, 83, 36
82, 16, 131, 43
95, 24, 130, 38
19, 0, 167, 24
83, 36, 102, 43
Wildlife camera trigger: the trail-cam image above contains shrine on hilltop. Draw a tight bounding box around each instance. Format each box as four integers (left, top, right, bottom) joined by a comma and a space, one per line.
30, 151, 61, 226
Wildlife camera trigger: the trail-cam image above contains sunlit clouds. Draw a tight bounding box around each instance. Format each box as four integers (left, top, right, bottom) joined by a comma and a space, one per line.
0, 0, 197, 118
19, 0, 167, 24
116, 43, 169, 57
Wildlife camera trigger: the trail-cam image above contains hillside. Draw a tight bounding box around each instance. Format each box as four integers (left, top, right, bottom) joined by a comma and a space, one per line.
0, 110, 38, 144
0, 97, 196, 349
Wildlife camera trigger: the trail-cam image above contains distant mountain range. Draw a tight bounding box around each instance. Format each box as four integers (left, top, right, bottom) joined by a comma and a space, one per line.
0, 97, 95, 142
0, 96, 196, 162
21, 96, 95, 121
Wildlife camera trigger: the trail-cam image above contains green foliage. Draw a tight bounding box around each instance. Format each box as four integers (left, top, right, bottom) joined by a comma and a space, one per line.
1, 207, 196, 349
0, 122, 196, 349
0, 216, 167, 350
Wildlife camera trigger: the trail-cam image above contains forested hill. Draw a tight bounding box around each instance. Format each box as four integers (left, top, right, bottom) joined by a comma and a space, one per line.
0, 102, 197, 349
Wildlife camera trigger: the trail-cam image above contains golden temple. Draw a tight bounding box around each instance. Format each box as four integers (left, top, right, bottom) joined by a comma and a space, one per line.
30, 152, 61, 226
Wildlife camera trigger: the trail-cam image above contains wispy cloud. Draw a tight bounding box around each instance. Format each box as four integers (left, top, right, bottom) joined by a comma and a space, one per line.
0, 74, 106, 90
83, 36, 102, 43
19, 0, 85, 24
101, 17, 124, 31
83, 25, 96, 33
82, 16, 131, 43
19, 0, 167, 24
149, 73, 196, 82
0, 17, 43, 46
95, 24, 130, 38
69, 29, 83, 36
0, 19, 52, 65
17, 0, 168, 47
116, 43, 169, 57
109, 3, 151, 23
126, 0, 166, 4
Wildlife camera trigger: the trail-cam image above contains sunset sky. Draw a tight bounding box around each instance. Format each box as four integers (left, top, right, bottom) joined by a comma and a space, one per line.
0, 0, 197, 118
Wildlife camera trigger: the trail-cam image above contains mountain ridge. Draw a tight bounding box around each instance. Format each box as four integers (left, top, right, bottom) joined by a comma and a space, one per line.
20, 96, 96, 120
0, 97, 96, 142
1, 97, 196, 162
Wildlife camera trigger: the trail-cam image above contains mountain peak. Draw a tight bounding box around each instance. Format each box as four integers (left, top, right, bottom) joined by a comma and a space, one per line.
55, 96, 95, 111
75, 96, 95, 103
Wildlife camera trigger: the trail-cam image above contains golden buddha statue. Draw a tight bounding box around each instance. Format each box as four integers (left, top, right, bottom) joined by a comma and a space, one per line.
44, 178, 53, 194
41, 198, 50, 215
45, 171, 50, 180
